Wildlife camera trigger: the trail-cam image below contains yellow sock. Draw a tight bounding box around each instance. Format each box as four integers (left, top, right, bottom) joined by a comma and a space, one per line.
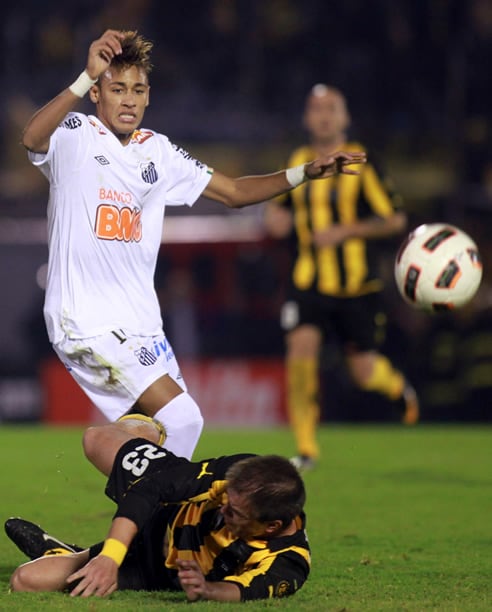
287, 357, 320, 459
361, 355, 405, 400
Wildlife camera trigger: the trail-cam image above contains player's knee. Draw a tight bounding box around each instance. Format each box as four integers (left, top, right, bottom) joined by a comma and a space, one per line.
9, 566, 23, 591
10, 564, 38, 592
346, 353, 375, 387
82, 425, 102, 464
116, 415, 165, 445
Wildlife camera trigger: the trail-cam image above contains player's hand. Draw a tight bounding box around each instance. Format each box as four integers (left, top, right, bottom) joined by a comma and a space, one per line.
67, 555, 118, 598
85, 29, 125, 80
177, 559, 207, 601
305, 151, 366, 180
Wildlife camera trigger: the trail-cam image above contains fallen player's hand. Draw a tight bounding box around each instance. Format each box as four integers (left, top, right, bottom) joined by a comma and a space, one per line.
67, 554, 118, 598
177, 559, 207, 601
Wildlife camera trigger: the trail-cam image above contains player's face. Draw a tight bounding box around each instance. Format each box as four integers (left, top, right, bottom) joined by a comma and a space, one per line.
303, 88, 349, 144
91, 65, 150, 144
221, 489, 267, 540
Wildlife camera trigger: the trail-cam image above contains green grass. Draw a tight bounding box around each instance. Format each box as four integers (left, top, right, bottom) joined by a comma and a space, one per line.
1, 424, 491, 611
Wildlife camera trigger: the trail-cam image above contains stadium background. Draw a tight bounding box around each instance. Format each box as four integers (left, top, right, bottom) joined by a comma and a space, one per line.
1, 0, 491, 425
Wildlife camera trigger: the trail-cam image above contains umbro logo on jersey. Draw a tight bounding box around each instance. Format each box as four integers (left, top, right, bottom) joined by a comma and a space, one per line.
141, 161, 158, 184
95, 155, 110, 165
134, 347, 157, 366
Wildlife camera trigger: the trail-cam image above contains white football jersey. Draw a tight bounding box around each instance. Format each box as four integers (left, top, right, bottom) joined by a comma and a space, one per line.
29, 113, 212, 343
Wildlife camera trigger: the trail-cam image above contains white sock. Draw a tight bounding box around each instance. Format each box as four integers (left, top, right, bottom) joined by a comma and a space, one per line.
153, 393, 203, 460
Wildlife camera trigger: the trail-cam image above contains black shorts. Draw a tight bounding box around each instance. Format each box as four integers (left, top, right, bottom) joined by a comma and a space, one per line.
280, 288, 387, 352
89, 439, 188, 591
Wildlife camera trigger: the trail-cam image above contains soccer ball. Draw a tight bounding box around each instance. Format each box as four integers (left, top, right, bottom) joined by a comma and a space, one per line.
394, 223, 483, 311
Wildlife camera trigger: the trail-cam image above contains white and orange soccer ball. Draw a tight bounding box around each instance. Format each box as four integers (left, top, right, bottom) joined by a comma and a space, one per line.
394, 223, 483, 311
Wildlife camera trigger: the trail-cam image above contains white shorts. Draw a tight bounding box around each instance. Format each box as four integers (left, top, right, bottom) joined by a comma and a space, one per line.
53, 329, 187, 422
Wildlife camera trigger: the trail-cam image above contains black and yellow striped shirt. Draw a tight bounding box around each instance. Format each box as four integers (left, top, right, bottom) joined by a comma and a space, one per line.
279, 142, 403, 296
114, 453, 311, 601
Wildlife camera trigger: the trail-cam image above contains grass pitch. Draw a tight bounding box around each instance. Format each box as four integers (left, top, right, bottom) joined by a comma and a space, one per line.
0, 423, 490, 611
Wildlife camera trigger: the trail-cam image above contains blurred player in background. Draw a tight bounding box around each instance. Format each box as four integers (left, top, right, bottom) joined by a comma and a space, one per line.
265, 84, 419, 471
6, 421, 310, 602
22, 31, 365, 460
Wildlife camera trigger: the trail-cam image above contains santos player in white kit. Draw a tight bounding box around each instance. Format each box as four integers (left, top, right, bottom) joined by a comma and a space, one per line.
22, 29, 365, 459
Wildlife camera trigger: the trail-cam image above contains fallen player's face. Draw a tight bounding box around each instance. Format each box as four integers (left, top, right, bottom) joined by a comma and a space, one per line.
221, 489, 265, 540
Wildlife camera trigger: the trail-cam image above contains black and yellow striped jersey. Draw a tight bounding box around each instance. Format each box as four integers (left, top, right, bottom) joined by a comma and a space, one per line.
166, 489, 310, 600
110, 447, 310, 601
278, 142, 403, 297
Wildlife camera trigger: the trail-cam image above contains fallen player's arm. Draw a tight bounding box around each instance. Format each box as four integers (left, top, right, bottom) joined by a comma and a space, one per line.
177, 559, 241, 602
67, 517, 138, 598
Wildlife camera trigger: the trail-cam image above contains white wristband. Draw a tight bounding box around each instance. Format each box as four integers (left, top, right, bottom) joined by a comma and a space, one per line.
285, 164, 306, 188
69, 70, 98, 98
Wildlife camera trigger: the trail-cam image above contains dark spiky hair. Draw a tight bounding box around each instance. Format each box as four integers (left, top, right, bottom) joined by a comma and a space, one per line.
110, 30, 153, 75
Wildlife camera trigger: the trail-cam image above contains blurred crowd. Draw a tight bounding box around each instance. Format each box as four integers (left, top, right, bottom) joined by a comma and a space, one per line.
1, 0, 492, 204
1, 0, 492, 421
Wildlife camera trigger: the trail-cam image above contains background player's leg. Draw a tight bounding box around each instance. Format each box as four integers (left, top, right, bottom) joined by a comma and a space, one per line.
347, 352, 419, 425
286, 325, 322, 468
287, 356, 320, 462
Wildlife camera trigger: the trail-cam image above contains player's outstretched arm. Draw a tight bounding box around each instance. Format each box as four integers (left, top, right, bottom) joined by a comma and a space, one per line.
22, 29, 124, 154
202, 150, 366, 209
